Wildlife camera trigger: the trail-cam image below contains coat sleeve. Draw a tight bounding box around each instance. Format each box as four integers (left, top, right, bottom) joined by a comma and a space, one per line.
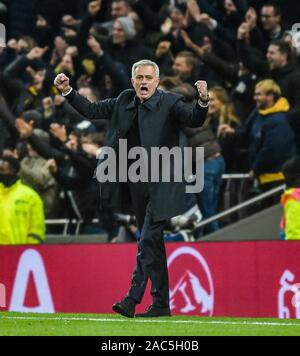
28, 133, 66, 163
170, 99, 208, 128
2, 55, 29, 97
237, 39, 269, 77
202, 52, 238, 84
65, 90, 117, 121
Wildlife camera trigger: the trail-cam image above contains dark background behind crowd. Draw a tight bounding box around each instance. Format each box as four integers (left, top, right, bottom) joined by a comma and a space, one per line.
0, 0, 300, 238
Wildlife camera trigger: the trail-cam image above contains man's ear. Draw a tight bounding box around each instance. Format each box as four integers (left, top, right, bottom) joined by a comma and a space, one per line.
131, 78, 135, 87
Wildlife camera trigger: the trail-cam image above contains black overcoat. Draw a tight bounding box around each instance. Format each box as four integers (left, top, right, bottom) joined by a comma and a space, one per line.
66, 89, 208, 221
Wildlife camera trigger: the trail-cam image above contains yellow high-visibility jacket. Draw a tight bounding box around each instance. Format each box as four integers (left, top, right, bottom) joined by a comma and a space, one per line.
0, 180, 45, 245
281, 188, 300, 240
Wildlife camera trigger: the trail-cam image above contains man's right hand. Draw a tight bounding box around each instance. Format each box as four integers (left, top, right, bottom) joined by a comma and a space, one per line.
218, 124, 235, 136
88, 0, 102, 17
245, 7, 257, 30
15, 118, 34, 139
50, 123, 67, 143
155, 41, 171, 58
87, 36, 104, 57
54, 73, 71, 94
237, 22, 250, 41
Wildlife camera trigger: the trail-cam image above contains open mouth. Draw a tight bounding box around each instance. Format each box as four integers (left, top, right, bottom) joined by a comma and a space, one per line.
140, 86, 149, 95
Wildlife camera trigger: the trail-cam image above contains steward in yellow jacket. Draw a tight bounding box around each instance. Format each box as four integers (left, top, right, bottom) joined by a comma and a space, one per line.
0, 156, 45, 245
281, 156, 300, 240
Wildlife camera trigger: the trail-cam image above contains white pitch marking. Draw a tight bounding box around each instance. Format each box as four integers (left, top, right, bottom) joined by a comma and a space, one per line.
1, 316, 300, 327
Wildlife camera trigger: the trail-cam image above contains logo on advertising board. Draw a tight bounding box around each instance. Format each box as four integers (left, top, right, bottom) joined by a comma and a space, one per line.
278, 270, 300, 319
9, 249, 55, 313
168, 247, 214, 316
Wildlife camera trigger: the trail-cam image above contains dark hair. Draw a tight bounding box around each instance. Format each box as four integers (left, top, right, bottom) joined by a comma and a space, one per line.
0, 156, 21, 174
22, 110, 43, 128
176, 51, 200, 70
112, 0, 130, 5
270, 40, 292, 61
262, 2, 282, 17
88, 133, 106, 147
173, 4, 187, 15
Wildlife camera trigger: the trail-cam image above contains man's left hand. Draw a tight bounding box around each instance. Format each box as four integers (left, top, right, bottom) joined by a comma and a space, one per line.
195, 80, 209, 102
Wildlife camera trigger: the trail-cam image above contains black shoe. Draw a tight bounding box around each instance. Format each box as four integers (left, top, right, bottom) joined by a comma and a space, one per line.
135, 305, 171, 318
112, 297, 136, 318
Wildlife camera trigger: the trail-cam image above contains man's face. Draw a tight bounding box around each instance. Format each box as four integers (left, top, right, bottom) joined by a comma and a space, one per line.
112, 21, 126, 45
170, 9, 185, 30
266, 44, 286, 70
224, 0, 237, 13
17, 39, 29, 54
33, 69, 46, 88
172, 56, 192, 78
0, 160, 18, 187
61, 54, 73, 71
260, 6, 280, 32
208, 91, 222, 115
254, 88, 272, 109
0, 161, 12, 176
131, 65, 160, 102
111, 1, 129, 19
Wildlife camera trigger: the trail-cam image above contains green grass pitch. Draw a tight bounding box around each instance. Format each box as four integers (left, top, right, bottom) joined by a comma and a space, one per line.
0, 312, 300, 336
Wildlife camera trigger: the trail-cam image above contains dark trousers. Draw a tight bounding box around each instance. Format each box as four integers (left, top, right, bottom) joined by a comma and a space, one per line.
196, 156, 226, 234
127, 182, 169, 308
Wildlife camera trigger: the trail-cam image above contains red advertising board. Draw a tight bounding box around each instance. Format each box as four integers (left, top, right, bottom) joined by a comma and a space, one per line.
0, 242, 300, 319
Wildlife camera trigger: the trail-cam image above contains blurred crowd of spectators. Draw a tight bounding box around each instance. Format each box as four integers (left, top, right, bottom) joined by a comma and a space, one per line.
0, 0, 300, 241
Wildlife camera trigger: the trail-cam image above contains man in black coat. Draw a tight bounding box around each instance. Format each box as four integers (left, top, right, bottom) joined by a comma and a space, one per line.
54, 60, 209, 317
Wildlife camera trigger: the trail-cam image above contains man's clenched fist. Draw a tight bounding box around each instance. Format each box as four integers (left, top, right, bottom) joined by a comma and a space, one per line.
54, 73, 71, 94
195, 80, 209, 103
